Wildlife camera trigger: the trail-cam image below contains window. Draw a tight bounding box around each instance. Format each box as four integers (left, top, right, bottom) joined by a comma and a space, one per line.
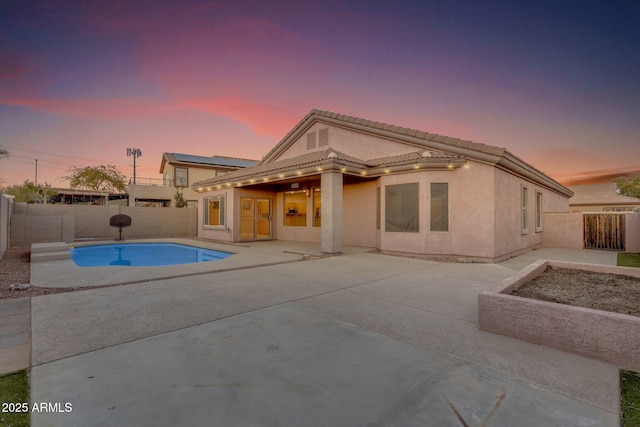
203, 195, 225, 227
312, 188, 321, 227
430, 183, 449, 232
535, 191, 543, 232
385, 183, 419, 232
521, 185, 528, 234
284, 190, 307, 226
175, 167, 188, 187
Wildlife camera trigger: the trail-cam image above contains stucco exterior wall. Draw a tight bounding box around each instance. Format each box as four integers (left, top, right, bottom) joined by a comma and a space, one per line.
343, 180, 377, 247
626, 212, 640, 253
276, 122, 418, 162
541, 212, 584, 249
379, 161, 496, 260
493, 169, 570, 260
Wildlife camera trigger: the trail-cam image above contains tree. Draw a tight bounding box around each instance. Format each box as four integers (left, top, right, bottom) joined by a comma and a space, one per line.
0, 147, 8, 158
174, 189, 186, 208
3, 180, 57, 203
614, 173, 640, 199
64, 165, 127, 193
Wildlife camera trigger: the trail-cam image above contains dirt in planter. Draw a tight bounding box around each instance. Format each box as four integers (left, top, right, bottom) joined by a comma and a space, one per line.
513, 266, 640, 317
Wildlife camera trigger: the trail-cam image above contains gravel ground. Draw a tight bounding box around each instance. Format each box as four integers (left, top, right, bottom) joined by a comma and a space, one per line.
0, 247, 74, 299
513, 266, 640, 317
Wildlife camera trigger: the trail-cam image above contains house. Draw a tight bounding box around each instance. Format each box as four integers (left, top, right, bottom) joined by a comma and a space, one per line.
123, 153, 258, 207
568, 183, 640, 213
192, 109, 573, 262
49, 188, 110, 205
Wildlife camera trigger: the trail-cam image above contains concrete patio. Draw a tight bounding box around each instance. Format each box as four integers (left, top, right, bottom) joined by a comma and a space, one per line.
9, 243, 624, 425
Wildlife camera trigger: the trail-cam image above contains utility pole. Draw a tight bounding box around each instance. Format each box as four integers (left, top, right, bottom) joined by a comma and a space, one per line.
126, 148, 142, 184
35, 158, 38, 185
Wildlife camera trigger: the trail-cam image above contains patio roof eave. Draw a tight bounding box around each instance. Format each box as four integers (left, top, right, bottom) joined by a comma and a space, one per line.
192, 156, 467, 193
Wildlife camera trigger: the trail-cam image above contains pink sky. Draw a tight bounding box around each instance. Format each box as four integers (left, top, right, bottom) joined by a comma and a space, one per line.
1, 1, 638, 189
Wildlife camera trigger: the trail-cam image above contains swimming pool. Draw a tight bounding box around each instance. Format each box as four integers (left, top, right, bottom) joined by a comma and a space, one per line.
70, 243, 232, 267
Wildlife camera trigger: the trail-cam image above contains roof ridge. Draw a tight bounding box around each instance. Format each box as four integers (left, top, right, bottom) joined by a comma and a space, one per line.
304, 109, 506, 157
169, 152, 258, 163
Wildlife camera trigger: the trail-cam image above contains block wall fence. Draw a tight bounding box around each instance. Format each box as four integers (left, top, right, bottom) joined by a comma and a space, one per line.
9, 203, 197, 247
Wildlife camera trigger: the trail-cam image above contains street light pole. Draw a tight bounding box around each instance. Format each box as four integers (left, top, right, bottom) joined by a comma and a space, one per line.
126, 148, 142, 184
35, 158, 38, 186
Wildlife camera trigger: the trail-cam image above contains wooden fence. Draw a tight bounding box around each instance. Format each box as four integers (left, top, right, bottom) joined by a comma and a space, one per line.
583, 213, 625, 250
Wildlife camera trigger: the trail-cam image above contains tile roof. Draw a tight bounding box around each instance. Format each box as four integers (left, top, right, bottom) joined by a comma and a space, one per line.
191, 109, 572, 197
569, 183, 640, 205
260, 109, 506, 164
192, 148, 464, 189
167, 153, 258, 168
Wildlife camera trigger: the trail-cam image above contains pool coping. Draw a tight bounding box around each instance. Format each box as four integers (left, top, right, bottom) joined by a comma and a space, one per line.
30, 238, 305, 288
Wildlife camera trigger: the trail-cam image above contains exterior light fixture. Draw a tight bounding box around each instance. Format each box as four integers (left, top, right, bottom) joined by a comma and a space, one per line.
306, 186, 311, 197
278, 173, 285, 178
464, 161, 470, 169
447, 161, 453, 169
384, 168, 390, 174
297, 170, 302, 175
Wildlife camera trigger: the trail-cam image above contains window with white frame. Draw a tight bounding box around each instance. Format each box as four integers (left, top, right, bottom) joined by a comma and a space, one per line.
535, 191, 543, 232
521, 185, 528, 234
203, 195, 225, 227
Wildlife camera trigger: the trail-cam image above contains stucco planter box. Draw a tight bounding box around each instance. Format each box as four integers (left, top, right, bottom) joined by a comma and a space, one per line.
478, 260, 640, 371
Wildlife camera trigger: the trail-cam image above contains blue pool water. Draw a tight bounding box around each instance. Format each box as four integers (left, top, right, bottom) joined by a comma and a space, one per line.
70, 243, 232, 267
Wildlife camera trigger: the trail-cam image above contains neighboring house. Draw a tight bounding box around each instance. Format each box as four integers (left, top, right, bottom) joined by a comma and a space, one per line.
192, 109, 573, 262
50, 188, 109, 205
569, 183, 640, 212
124, 153, 258, 207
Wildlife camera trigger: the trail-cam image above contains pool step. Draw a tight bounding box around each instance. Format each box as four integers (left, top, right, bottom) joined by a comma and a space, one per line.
31, 242, 71, 263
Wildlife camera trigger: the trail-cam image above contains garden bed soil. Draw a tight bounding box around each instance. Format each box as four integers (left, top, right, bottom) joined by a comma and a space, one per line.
513, 266, 640, 317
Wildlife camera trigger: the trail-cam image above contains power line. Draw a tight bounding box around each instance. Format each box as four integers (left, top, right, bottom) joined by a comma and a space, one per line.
3, 146, 104, 165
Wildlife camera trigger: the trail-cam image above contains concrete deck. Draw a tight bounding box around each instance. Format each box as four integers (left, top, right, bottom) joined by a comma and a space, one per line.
20, 244, 623, 426
30, 238, 303, 288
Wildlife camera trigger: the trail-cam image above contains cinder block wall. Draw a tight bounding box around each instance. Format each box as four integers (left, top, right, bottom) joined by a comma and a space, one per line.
10, 203, 197, 246
543, 211, 640, 252
0, 194, 14, 258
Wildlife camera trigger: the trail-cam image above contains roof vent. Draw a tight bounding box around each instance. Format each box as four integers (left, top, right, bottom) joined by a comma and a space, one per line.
307, 132, 317, 150
319, 128, 329, 147
327, 152, 338, 159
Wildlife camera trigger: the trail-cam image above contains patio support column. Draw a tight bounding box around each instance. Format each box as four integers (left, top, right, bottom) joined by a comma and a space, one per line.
321, 171, 343, 254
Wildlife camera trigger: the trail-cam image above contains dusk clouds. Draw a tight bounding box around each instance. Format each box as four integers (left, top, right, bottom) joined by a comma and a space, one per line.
1, 0, 638, 186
